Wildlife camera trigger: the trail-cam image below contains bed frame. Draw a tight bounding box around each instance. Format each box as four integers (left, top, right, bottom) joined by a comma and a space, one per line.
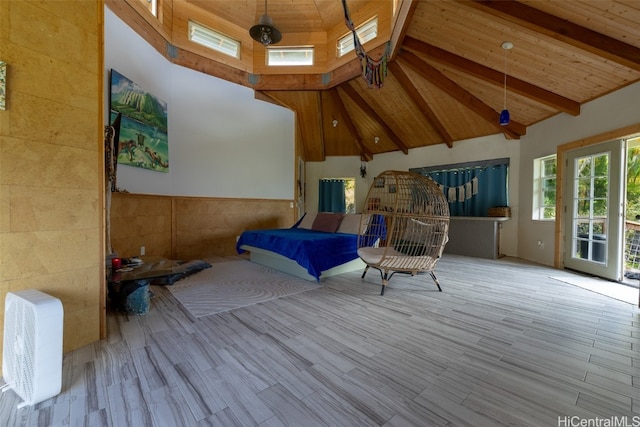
240, 244, 366, 282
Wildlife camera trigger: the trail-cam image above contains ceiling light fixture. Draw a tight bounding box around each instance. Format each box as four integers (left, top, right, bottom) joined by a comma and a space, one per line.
332, 119, 338, 127
374, 136, 380, 144
500, 41, 513, 126
249, 0, 282, 46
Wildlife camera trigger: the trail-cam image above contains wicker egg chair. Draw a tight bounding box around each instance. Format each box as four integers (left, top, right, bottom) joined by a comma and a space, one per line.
357, 170, 450, 295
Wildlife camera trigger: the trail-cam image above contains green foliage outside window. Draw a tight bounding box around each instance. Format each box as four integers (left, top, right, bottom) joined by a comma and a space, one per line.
541, 157, 556, 219
626, 146, 640, 221
345, 178, 356, 213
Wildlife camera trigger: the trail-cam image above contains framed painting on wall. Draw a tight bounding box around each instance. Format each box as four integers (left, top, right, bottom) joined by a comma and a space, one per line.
109, 69, 169, 172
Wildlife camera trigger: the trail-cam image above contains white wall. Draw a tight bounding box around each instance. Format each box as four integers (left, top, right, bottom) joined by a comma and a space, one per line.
518, 81, 640, 266
306, 135, 521, 257
104, 7, 295, 199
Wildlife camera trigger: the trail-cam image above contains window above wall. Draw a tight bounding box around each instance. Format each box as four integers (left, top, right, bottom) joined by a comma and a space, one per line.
267, 47, 314, 66
188, 21, 241, 59
337, 16, 378, 58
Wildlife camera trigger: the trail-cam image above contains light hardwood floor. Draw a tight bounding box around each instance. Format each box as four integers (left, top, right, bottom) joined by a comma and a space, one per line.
1, 255, 638, 426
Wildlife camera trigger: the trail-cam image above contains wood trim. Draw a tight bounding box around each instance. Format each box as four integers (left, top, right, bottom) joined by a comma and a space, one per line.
99, 0, 107, 340
554, 123, 640, 269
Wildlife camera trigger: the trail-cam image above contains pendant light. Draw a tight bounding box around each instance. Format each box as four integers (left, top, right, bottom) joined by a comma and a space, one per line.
500, 41, 513, 126
250, 0, 282, 46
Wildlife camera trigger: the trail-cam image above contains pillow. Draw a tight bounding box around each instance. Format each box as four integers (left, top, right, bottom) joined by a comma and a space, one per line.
298, 212, 317, 230
336, 214, 371, 235
336, 214, 361, 234
312, 212, 344, 233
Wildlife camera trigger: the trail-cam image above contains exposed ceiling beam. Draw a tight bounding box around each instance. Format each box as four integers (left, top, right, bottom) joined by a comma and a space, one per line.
250, 73, 326, 91
254, 91, 283, 107
325, 44, 391, 88
388, 62, 454, 148
397, 50, 526, 140
388, 0, 419, 61
328, 89, 374, 161
260, 90, 326, 161
338, 84, 410, 155
402, 37, 581, 117
308, 92, 326, 161
463, 0, 640, 72
315, 92, 326, 161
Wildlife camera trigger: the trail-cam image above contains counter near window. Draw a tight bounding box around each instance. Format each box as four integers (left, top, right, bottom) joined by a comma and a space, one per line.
444, 216, 510, 260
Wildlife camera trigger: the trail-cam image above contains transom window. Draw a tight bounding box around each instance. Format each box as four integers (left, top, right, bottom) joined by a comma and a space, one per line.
337, 17, 378, 58
266, 47, 314, 66
188, 21, 241, 59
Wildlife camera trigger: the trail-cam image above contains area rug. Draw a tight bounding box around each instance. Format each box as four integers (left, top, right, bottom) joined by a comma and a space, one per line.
167, 260, 321, 317
550, 275, 638, 305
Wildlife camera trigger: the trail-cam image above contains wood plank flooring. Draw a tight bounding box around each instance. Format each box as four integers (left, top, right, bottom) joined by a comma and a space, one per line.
1, 255, 638, 426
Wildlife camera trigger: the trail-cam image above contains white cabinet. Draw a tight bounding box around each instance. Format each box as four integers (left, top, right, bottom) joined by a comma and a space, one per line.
444, 217, 510, 259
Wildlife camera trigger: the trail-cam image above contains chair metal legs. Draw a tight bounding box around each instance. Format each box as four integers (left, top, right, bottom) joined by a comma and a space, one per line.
429, 271, 443, 292
361, 265, 443, 294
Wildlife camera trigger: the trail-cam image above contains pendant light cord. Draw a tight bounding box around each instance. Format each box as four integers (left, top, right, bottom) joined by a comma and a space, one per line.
503, 47, 508, 110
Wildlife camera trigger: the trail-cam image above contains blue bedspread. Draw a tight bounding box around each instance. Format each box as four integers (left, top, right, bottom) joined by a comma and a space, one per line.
236, 228, 358, 281
236, 215, 386, 280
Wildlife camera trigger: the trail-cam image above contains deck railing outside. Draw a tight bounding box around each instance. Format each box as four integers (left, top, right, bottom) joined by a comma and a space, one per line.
624, 220, 640, 279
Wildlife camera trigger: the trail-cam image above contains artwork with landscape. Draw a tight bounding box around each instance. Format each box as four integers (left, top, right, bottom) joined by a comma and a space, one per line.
109, 69, 168, 172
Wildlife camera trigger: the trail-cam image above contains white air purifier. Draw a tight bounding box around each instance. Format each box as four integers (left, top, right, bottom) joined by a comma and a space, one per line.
2, 289, 63, 408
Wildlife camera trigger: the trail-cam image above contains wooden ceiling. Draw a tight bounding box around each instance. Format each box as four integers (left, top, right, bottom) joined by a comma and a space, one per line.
108, 0, 640, 161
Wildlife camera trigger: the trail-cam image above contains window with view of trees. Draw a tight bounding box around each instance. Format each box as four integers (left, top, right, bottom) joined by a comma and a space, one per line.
626, 144, 640, 221
533, 155, 556, 220
533, 141, 640, 222
318, 178, 355, 213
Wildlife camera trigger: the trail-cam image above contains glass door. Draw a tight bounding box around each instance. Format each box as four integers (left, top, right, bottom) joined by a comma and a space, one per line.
563, 140, 625, 281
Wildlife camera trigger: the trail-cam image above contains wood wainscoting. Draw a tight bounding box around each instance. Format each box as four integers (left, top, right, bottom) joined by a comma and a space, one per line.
110, 192, 295, 259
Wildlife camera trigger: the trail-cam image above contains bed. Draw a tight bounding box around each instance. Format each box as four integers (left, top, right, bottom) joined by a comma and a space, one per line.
236, 212, 385, 281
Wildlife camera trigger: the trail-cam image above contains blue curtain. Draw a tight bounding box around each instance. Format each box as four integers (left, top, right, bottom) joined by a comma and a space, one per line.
318, 179, 346, 212
425, 163, 508, 216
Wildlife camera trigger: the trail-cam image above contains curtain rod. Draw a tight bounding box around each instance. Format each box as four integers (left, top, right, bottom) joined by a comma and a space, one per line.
410, 157, 509, 174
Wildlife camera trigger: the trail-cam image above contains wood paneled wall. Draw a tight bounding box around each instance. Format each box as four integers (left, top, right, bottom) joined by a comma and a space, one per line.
0, 0, 104, 365
110, 192, 295, 260
110, 193, 173, 259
